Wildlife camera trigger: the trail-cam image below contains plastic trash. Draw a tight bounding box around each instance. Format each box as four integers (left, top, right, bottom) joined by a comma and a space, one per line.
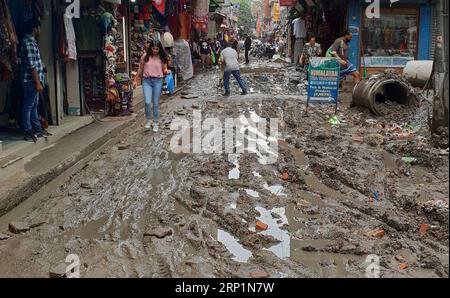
328, 116, 340, 126
402, 157, 418, 164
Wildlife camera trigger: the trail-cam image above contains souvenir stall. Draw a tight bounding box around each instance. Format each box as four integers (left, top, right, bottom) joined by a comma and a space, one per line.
0, 0, 18, 127
129, 0, 192, 88
1, 0, 54, 129
74, 0, 132, 116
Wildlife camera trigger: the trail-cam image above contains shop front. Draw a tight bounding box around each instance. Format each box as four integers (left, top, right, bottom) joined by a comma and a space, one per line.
1, 0, 58, 133
73, 0, 132, 117
286, 0, 348, 63
346, 0, 435, 75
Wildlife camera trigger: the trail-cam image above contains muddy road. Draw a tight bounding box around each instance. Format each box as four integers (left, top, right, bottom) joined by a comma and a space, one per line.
0, 62, 448, 278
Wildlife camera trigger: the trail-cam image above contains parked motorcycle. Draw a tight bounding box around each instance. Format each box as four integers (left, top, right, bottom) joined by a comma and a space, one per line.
250, 41, 276, 59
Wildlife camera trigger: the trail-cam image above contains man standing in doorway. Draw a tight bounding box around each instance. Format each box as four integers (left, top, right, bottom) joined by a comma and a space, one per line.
20, 18, 51, 142
219, 39, 248, 97
244, 35, 252, 64
327, 29, 361, 85
292, 14, 306, 66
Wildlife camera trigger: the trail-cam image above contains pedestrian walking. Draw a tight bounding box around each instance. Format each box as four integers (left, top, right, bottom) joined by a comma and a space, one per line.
231, 36, 239, 54
134, 39, 170, 133
219, 40, 248, 97
244, 35, 252, 64
326, 29, 361, 85
212, 38, 222, 67
200, 37, 212, 71
20, 18, 52, 142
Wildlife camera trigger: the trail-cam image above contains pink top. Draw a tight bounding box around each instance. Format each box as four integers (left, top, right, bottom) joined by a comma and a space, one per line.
141, 54, 164, 78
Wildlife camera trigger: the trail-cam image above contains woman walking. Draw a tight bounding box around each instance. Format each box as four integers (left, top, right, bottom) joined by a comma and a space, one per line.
134, 39, 169, 132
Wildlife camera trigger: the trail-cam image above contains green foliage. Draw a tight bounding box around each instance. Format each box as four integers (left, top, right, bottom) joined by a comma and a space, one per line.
235, 0, 255, 35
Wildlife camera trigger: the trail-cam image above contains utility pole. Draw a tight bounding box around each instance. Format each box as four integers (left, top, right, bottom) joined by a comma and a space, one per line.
432, 0, 449, 135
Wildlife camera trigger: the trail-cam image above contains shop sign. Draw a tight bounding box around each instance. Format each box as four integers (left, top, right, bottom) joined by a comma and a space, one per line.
306, 57, 340, 114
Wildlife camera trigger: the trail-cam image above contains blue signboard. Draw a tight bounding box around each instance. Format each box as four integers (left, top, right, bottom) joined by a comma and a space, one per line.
306, 57, 340, 115
307, 57, 340, 104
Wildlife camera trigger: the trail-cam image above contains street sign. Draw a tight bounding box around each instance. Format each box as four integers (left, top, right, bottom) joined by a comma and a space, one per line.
306, 57, 340, 114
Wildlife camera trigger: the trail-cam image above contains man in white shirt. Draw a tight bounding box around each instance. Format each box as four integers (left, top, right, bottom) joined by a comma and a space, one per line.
292, 15, 306, 66
219, 39, 248, 97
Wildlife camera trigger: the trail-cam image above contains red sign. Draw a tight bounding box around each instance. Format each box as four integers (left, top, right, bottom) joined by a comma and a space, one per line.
279, 0, 293, 6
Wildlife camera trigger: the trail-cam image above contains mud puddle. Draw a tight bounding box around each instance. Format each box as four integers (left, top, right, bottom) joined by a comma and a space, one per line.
217, 229, 253, 263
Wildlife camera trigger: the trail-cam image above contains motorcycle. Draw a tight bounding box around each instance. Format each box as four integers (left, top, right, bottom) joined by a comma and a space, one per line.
263, 43, 276, 59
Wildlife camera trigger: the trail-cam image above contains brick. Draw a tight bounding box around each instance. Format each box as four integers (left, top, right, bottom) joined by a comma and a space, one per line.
255, 220, 268, 231
249, 271, 269, 278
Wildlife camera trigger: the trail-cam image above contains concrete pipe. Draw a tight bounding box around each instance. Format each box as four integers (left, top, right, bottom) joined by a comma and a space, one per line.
352, 73, 418, 116
403, 60, 434, 88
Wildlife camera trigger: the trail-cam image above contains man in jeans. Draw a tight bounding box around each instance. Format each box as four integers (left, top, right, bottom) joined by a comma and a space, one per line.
219, 40, 247, 97
20, 19, 51, 142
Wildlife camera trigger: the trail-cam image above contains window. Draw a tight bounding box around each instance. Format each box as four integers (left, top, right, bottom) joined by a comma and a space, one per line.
361, 8, 419, 67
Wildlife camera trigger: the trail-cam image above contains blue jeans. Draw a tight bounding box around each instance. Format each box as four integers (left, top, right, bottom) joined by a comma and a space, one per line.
142, 77, 163, 123
22, 81, 42, 134
224, 70, 247, 94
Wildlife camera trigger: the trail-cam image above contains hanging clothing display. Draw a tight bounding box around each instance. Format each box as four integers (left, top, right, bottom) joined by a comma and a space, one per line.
63, 15, 76, 60
167, 13, 181, 39
179, 12, 191, 40
174, 39, 193, 80
152, 0, 166, 15
192, 0, 209, 32
0, 0, 18, 79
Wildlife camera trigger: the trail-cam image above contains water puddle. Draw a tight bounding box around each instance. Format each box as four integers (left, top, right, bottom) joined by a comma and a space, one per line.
289, 239, 365, 277
252, 171, 262, 178
227, 192, 240, 210
255, 206, 290, 259
278, 139, 308, 169
263, 183, 286, 197
228, 154, 241, 180
382, 150, 396, 169
303, 174, 344, 200
299, 190, 326, 207
217, 229, 252, 263
64, 215, 110, 240
244, 189, 260, 198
